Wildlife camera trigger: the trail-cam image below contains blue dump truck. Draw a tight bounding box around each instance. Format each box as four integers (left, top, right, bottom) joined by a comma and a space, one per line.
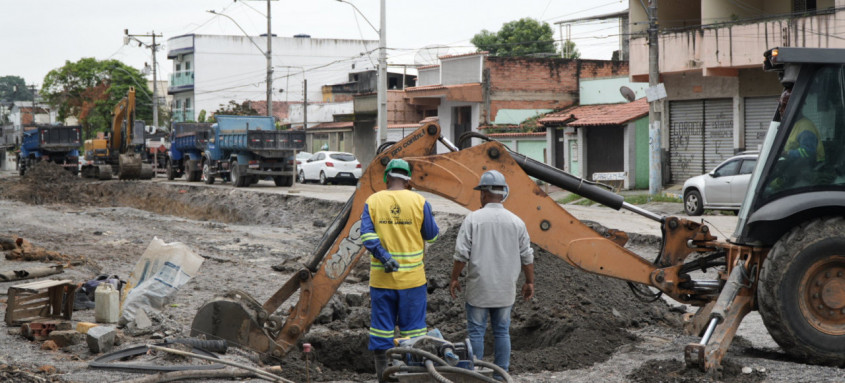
166, 122, 213, 182
19, 125, 82, 176
203, 115, 305, 187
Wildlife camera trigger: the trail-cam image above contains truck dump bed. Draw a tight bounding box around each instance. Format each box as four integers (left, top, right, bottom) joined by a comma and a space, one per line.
23, 126, 81, 151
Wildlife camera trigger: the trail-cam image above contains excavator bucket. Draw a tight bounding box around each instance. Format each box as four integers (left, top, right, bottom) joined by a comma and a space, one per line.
117, 154, 153, 180
191, 290, 281, 360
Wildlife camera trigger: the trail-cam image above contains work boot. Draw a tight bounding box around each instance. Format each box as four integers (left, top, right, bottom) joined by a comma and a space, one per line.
373, 350, 389, 383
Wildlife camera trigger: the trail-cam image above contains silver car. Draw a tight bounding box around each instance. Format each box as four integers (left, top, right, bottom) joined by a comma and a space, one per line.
682, 153, 758, 216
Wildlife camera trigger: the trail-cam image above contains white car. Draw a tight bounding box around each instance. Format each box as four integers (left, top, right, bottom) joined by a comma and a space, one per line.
298, 151, 362, 185
682, 153, 758, 216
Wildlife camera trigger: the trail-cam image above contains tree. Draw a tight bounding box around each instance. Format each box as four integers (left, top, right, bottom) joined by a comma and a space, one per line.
41, 58, 153, 139
0, 76, 33, 102
561, 40, 581, 59
197, 109, 207, 123
471, 18, 556, 57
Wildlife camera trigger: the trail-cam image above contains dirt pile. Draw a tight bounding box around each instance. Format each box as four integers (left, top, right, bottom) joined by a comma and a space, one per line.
0, 176, 343, 227
627, 359, 766, 383
282, 219, 682, 380
0, 363, 64, 383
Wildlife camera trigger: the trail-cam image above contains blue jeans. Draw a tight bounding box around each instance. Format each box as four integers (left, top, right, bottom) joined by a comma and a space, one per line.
466, 303, 512, 373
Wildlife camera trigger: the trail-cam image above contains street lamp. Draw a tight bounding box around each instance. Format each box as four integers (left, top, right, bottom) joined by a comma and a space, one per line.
336, 0, 387, 145
208, 7, 274, 118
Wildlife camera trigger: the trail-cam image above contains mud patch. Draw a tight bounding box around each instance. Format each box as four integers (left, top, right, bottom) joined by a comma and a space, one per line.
627, 359, 766, 383
297, 219, 682, 378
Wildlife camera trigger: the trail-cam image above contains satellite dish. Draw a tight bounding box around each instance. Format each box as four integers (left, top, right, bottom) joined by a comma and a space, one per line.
414, 45, 452, 66
620, 86, 636, 102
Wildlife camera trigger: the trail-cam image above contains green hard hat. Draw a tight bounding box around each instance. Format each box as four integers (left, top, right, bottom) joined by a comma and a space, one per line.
384, 159, 412, 183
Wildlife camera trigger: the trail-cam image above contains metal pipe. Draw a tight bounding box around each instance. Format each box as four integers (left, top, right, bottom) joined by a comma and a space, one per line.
438, 136, 460, 152
699, 317, 719, 345
621, 202, 665, 223
510, 150, 625, 210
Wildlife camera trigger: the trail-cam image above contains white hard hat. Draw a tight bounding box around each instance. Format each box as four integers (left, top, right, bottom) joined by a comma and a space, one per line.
474, 170, 509, 201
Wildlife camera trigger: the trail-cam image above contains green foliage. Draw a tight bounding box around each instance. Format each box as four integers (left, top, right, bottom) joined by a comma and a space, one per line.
41, 58, 153, 139
471, 18, 555, 57
0, 76, 33, 101
197, 109, 207, 123
556, 193, 584, 204
213, 100, 259, 117
561, 40, 581, 59
623, 194, 683, 205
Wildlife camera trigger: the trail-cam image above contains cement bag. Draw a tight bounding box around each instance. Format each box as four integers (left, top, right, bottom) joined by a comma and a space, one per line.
119, 237, 203, 325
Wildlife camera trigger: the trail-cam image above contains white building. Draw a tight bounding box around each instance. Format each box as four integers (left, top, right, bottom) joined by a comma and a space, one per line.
166, 34, 377, 122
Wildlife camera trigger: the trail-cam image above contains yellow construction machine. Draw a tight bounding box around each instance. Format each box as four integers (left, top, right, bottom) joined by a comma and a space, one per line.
192, 47, 845, 376
81, 87, 153, 180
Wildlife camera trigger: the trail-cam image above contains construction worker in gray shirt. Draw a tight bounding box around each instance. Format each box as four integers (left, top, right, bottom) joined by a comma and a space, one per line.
450, 170, 535, 378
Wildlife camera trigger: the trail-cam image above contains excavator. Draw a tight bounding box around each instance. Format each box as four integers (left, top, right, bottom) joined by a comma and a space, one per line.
81, 87, 153, 180
192, 47, 845, 375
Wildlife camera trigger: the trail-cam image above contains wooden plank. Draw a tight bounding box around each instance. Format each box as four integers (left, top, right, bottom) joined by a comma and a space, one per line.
14, 279, 72, 291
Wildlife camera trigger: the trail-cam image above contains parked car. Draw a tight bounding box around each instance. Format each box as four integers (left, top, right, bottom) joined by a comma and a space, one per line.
682, 153, 759, 216
298, 151, 362, 185
295, 151, 312, 165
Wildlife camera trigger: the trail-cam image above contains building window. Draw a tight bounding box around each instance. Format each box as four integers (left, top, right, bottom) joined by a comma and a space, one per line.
794, 0, 817, 13
176, 63, 181, 72
186, 61, 191, 71
185, 98, 191, 109
176, 99, 182, 109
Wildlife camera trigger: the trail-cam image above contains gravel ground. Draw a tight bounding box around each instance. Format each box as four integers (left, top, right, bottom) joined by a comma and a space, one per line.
0, 163, 843, 382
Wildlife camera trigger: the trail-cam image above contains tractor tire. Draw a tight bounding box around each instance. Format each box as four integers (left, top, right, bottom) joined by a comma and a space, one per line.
203, 162, 215, 185
273, 176, 293, 187
758, 217, 845, 365
231, 162, 246, 187
684, 190, 704, 216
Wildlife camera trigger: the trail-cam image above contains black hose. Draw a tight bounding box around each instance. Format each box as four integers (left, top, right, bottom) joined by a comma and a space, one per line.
384, 365, 500, 383
377, 141, 398, 154
473, 359, 515, 383
425, 360, 453, 383
386, 347, 451, 368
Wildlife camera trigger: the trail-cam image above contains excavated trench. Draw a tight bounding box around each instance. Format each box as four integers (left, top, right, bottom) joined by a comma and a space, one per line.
1, 162, 690, 381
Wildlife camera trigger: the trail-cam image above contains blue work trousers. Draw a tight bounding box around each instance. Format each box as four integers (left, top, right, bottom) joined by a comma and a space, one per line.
369, 284, 427, 351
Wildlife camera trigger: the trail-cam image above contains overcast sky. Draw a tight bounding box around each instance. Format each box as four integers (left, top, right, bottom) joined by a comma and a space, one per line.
1, 0, 628, 88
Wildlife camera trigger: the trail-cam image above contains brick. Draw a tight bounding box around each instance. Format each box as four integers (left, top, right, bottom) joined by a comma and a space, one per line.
76, 322, 99, 334
86, 326, 116, 354
48, 330, 83, 348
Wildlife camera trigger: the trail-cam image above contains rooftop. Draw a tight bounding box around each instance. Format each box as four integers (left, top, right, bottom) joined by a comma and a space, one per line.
539, 98, 648, 127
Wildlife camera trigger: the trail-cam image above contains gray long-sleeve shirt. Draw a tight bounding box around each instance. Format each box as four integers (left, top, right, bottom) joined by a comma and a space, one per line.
454, 203, 534, 308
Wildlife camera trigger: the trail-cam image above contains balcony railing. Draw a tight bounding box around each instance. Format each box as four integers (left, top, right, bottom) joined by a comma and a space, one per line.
170, 71, 194, 88
172, 108, 195, 123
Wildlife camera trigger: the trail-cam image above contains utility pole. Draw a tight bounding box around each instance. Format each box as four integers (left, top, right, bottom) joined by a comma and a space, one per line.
377, 0, 387, 145
28, 84, 37, 127
303, 79, 308, 130
125, 30, 163, 129
646, 0, 662, 196
266, 0, 273, 119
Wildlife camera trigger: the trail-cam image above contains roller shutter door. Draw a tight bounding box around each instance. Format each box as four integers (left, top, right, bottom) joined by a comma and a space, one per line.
703, 99, 734, 171
669, 100, 705, 183
744, 96, 778, 152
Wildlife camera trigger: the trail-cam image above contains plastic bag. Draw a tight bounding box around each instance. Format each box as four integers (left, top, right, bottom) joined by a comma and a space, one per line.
119, 237, 203, 325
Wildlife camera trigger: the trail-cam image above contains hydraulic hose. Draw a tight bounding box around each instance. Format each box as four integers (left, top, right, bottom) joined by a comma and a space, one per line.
473, 359, 515, 383
425, 360, 453, 383
384, 347, 509, 383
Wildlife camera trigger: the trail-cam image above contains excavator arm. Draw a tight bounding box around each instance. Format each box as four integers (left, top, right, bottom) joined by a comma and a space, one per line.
192, 122, 760, 371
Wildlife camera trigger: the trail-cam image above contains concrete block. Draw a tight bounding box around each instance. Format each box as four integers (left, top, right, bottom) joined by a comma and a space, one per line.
48, 330, 82, 348
86, 326, 116, 354
134, 309, 152, 329
76, 322, 98, 334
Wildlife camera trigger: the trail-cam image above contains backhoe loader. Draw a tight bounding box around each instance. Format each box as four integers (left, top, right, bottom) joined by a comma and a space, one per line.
192, 47, 845, 374
81, 87, 153, 180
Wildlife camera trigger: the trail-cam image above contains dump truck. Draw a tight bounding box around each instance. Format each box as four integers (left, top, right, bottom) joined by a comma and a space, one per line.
19, 125, 81, 176
192, 47, 845, 378
202, 115, 305, 187
81, 87, 153, 180
165, 122, 213, 182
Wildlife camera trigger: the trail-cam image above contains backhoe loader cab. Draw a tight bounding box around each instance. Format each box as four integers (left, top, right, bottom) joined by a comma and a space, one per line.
735, 47, 845, 245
